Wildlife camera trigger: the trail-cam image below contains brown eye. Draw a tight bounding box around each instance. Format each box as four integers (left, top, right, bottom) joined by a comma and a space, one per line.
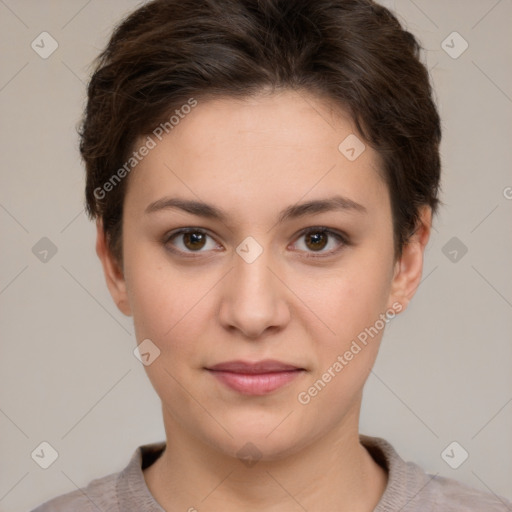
304, 231, 329, 251
293, 227, 347, 257
182, 231, 207, 251
165, 228, 219, 255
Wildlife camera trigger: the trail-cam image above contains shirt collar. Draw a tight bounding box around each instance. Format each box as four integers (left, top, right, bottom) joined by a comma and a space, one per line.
115, 435, 430, 511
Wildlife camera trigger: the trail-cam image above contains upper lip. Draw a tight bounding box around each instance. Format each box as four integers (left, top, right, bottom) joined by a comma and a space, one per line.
206, 359, 304, 374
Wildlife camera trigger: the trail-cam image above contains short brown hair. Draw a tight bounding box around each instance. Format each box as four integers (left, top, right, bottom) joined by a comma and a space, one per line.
80, 0, 442, 266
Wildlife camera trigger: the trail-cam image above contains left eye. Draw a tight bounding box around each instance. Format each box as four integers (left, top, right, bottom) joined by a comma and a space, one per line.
164, 227, 347, 257
292, 228, 347, 256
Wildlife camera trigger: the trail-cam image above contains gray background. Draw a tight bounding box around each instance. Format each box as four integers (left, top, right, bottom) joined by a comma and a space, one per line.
1, 0, 511, 510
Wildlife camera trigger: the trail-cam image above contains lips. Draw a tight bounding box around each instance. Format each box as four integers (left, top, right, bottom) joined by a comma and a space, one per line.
206, 359, 304, 374
205, 359, 305, 395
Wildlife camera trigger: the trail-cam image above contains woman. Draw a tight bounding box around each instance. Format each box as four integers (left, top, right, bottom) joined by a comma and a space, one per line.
32, 0, 511, 510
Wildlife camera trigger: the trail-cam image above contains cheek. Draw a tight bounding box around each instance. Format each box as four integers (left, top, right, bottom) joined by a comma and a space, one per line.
295, 269, 390, 416
125, 248, 215, 360
292, 251, 394, 405
298, 255, 392, 347
126, 261, 213, 406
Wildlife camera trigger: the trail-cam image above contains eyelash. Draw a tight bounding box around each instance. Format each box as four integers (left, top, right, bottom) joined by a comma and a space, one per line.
163, 226, 349, 259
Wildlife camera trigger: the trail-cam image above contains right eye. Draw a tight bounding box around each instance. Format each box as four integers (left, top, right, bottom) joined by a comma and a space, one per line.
163, 228, 222, 256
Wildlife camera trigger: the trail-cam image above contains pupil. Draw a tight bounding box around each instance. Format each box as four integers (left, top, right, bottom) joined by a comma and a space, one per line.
185, 232, 205, 250
307, 232, 327, 251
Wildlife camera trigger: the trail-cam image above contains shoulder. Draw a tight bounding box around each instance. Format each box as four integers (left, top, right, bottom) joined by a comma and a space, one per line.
30, 472, 119, 512
425, 472, 512, 511
30, 442, 166, 512
360, 434, 512, 512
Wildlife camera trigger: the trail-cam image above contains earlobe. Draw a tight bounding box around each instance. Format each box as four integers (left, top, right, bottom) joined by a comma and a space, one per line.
387, 206, 432, 312
95, 219, 132, 316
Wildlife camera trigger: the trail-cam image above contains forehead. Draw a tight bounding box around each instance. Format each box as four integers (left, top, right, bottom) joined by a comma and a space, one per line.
165, 90, 359, 157
124, 90, 389, 221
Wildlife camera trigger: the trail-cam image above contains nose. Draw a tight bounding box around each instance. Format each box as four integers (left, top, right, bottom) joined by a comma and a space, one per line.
218, 244, 291, 340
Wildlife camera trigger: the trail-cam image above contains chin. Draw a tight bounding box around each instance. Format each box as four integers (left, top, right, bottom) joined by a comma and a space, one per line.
200, 414, 314, 462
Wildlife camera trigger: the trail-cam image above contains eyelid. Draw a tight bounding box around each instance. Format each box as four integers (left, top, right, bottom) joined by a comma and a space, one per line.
290, 226, 349, 258
163, 227, 220, 257
163, 226, 349, 257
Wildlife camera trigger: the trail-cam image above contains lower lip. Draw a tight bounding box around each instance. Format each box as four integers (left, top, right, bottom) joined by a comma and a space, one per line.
207, 370, 304, 395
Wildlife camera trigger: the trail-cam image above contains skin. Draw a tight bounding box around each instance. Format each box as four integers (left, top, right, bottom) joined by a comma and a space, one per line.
96, 89, 431, 511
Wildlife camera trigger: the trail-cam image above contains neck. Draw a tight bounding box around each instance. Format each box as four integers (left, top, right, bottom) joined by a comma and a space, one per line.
144, 400, 388, 511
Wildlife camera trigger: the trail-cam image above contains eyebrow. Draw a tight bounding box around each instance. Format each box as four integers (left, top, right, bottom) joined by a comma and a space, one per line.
144, 195, 367, 223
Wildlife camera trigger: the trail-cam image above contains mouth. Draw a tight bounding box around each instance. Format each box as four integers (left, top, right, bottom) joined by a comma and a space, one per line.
205, 359, 306, 395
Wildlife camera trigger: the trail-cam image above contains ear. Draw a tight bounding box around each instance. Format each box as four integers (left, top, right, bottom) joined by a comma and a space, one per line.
95, 218, 132, 316
387, 206, 432, 312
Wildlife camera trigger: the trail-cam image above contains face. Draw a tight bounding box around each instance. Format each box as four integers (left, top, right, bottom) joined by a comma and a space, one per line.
97, 89, 430, 461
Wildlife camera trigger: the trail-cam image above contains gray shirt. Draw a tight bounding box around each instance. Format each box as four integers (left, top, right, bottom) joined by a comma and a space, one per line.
31, 435, 511, 511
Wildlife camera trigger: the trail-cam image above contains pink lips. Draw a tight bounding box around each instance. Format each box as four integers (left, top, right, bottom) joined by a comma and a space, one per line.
206, 359, 305, 395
